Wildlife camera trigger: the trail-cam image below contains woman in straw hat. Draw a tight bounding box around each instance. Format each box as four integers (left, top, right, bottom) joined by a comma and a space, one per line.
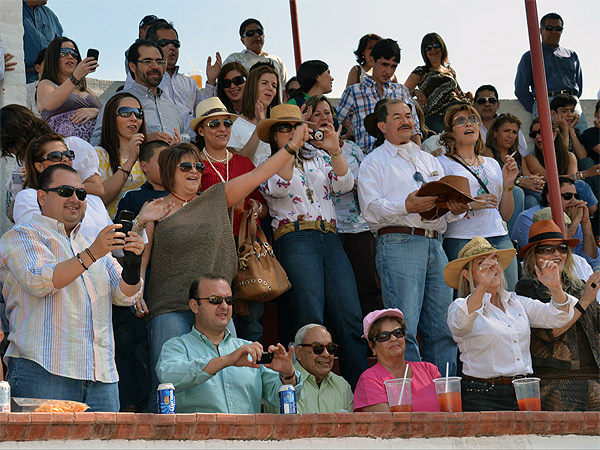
444, 236, 575, 411
256, 103, 368, 389
515, 220, 600, 411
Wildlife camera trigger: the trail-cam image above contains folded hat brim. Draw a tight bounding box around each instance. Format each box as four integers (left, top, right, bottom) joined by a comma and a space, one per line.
443, 248, 516, 290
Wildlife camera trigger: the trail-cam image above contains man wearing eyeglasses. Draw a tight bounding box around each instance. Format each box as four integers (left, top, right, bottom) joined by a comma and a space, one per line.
515, 12, 587, 133
156, 274, 302, 413
0, 164, 144, 412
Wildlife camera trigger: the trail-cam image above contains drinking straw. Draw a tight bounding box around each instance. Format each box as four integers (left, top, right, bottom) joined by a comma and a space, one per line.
399, 364, 410, 406
188, 56, 197, 76
445, 362, 449, 392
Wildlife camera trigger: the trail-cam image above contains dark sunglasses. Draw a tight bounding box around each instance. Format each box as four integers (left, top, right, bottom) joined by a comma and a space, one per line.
243, 29, 264, 38
453, 114, 480, 127
424, 42, 442, 52
413, 171, 425, 186
561, 192, 580, 200
59, 48, 79, 59
156, 39, 181, 48
194, 295, 236, 305
117, 107, 144, 119
535, 244, 569, 255
476, 97, 498, 105
37, 150, 75, 162
220, 75, 246, 89
529, 129, 541, 138
43, 185, 87, 201
275, 123, 298, 133
205, 119, 233, 129
178, 161, 205, 173
543, 25, 563, 32
372, 327, 406, 343
298, 342, 338, 355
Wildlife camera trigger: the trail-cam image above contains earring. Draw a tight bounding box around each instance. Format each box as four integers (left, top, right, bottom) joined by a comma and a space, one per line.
372, 351, 377, 356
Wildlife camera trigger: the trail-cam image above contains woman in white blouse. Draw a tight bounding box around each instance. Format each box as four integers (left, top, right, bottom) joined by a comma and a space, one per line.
257, 104, 368, 389
443, 236, 574, 411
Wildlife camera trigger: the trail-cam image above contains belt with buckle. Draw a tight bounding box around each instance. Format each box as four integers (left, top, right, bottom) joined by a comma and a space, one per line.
463, 374, 528, 385
377, 226, 438, 239
547, 89, 577, 97
274, 220, 336, 241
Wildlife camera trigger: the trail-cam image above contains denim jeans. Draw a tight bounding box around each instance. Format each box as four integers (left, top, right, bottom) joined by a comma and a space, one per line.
274, 229, 368, 389
507, 187, 525, 237
376, 233, 457, 376
7, 357, 119, 412
444, 234, 518, 291
461, 378, 518, 411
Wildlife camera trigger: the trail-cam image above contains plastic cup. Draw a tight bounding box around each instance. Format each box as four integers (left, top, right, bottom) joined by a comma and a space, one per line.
433, 376, 462, 412
384, 378, 412, 412
191, 74, 202, 88
512, 377, 541, 411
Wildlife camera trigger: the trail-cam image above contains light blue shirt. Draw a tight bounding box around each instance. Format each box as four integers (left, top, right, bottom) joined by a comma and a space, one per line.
156, 327, 302, 413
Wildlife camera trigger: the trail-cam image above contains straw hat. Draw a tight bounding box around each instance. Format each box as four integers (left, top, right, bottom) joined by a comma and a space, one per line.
517, 219, 579, 259
532, 207, 571, 226
361, 308, 404, 339
443, 237, 516, 289
256, 104, 316, 143
190, 97, 238, 132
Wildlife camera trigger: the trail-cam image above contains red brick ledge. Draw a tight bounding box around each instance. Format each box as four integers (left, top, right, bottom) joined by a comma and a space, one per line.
0, 411, 597, 441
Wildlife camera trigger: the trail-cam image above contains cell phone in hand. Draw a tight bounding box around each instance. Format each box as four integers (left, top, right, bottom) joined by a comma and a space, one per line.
116, 210, 134, 235
257, 352, 273, 364
86, 48, 99, 70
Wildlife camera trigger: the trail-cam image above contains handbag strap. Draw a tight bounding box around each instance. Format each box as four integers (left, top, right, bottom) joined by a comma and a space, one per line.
447, 155, 490, 194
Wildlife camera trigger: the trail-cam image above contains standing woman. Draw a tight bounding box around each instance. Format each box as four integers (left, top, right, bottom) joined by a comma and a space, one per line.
287, 60, 334, 109
37, 37, 101, 141
216, 62, 248, 114
404, 33, 472, 133
346, 34, 386, 87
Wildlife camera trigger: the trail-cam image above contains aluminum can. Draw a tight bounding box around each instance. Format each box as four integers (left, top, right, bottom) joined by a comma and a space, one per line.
157, 383, 175, 414
0, 381, 10, 413
278, 384, 297, 414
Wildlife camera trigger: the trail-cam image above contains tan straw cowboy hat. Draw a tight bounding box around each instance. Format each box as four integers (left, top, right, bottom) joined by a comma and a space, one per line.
256, 104, 315, 143
190, 97, 238, 133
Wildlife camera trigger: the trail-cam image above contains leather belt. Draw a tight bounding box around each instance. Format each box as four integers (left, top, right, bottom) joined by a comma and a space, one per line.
463, 374, 528, 385
547, 90, 577, 97
377, 226, 439, 239
274, 220, 336, 241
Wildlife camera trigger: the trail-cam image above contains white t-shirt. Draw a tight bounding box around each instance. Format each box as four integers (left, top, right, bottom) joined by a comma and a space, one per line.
228, 116, 272, 166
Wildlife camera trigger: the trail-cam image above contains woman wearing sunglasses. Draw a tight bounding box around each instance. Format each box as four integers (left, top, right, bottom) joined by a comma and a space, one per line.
95, 92, 149, 218
36, 37, 101, 141
216, 62, 249, 114
438, 104, 520, 290
404, 33, 472, 134
444, 235, 574, 411
354, 309, 441, 412
515, 220, 600, 411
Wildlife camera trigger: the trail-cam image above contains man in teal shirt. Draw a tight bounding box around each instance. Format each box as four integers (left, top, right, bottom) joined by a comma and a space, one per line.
156, 274, 301, 413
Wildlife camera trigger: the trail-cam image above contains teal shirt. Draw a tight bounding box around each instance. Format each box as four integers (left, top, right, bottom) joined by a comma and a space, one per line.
156, 327, 303, 413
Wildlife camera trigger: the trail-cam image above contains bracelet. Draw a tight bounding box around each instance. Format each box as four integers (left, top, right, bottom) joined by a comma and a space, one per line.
118, 166, 131, 176
280, 372, 295, 382
287, 140, 299, 151
84, 247, 97, 263
574, 302, 587, 315
576, 171, 583, 180
550, 294, 570, 308
284, 143, 297, 156
258, 203, 263, 214
503, 184, 514, 192
69, 74, 81, 86
76, 253, 88, 270
330, 150, 342, 159
133, 216, 147, 230
468, 203, 473, 211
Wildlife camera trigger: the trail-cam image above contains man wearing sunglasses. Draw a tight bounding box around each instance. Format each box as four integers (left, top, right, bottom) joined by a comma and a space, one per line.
156, 274, 302, 413
515, 12, 587, 133
0, 164, 144, 412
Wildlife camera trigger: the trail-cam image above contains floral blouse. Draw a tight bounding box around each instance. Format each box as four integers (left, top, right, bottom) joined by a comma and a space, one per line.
260, 146, 354, 231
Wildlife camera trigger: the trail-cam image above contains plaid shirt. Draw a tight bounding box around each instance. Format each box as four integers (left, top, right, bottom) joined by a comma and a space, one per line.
336, 76, 421, 153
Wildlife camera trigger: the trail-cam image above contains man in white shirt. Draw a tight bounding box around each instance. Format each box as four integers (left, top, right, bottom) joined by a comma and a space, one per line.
358, 99, 468, 376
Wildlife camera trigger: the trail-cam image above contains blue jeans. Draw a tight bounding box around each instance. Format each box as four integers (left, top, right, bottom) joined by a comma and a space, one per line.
376, 233, 457, 376
7, 357, 119, 412
507, 187, 525, 237
443, 234, 518, 291
274, 229, 368, 389
577, 158, 600, 200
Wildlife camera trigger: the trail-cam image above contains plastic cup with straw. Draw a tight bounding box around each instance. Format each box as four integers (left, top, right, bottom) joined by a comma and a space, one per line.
433, 361, 462, 412
189, 56, 202, 88
384, 364, 412, 412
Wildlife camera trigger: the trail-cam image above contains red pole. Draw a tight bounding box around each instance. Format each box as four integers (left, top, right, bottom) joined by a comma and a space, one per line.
289, 0, 302, 71
524, 0, 566, 235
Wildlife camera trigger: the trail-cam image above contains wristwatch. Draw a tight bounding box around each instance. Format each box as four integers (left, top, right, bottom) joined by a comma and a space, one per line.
514, 176, 522, 186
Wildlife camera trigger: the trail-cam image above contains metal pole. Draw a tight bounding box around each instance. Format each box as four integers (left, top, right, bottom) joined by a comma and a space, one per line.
289, 0, 302, 71
524, 0, 566, 234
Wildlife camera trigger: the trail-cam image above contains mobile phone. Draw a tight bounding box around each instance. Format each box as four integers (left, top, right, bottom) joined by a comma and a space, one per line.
11, 171, 24, 186
257, 352, 273, 365
116, 210, 134, 235
86, 48, 99, 61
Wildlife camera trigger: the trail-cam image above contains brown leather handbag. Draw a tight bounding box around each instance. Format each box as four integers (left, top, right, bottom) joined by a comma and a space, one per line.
233, 210, 291, 304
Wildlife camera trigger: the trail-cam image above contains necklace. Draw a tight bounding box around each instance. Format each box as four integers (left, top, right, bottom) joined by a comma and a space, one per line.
170, 192, 196, 207
203, 149, 229, 163
294, 158, 315, 203
456, 152, 478, 167
203, 149, 229, 183
457, 153, 489, 195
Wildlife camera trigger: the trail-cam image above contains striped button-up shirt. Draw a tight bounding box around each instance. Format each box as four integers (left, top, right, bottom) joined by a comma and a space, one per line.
0, 214, 141, 383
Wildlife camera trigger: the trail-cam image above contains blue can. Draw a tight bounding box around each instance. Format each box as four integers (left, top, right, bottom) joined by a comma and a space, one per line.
278, 384, 297, 414
157, 383, 176, 414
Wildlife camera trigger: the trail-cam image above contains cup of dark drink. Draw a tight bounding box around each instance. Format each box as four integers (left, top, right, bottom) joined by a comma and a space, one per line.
512, 377, 541, 411
384, 378, 412, 412
433, 376, 462, 412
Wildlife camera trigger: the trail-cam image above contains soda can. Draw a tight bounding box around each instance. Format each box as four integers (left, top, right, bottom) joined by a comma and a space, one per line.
157, 383, 175, 414
278, 384, 296, 414
0, 381, 10, 413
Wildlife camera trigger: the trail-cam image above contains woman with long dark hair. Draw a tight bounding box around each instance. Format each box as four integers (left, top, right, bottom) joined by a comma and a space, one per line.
216, 62, 248, 114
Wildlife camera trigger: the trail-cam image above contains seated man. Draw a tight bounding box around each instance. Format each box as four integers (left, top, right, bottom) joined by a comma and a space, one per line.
156, 274, 302, 413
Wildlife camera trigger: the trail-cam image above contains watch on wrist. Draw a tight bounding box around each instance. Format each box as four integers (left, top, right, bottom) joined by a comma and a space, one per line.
69, 74, 81, 86
514, 176, 522, 186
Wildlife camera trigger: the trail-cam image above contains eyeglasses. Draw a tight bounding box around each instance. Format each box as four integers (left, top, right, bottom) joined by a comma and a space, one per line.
243, 28, 264, 38
475, 97, 498, 105
193, 295, 236, 305
117, 107, 144, 119
43, 185, 87, 201
543, 25, 563, 32
424, 42, 442, 52
59, 48, 79, 59
137, 58, 166, 66
413, 171, 425, 186
204, 119, 233, 129
529, 129, 541, 138
372, 327, 406, 343
220, 75, 246, 89
156, 39, 181, 48
298, 342, 338, 355
178, 161, 205, 173
37, 150, 75, 162
561, 192, 580, 200
275, 123, 298, 133
453, 114, 480, 127
535, 244, 569, 255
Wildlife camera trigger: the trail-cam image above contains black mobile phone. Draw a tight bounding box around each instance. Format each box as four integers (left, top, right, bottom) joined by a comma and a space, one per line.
116, 210, 134, 235
257, 352, 273, 365
86, 48, 99, 61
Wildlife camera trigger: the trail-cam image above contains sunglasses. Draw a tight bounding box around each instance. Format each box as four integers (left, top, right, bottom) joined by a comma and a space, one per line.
475, 97, 498, 105
372, 327, 406, 343
117, 106, 144, 119
204, 119, 233, 129
156, 39, 181, 48
220, 75, 246, 89
275, 123, 299, 133
298, 342, 338, 355
413, 171, 425, 186
43, 185, 87, 201
178, 161, 205, 173
37, 149, 75, 162
59, 48, 79, 59
561, 192, 580, 200
424, 42, 442, 52
453, 114, 480, 127
543, 25, 563, 32
243, 29, 264, 38
194, 295, 236, 305
535, 244, 569, 255
529, 129, 541, 138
